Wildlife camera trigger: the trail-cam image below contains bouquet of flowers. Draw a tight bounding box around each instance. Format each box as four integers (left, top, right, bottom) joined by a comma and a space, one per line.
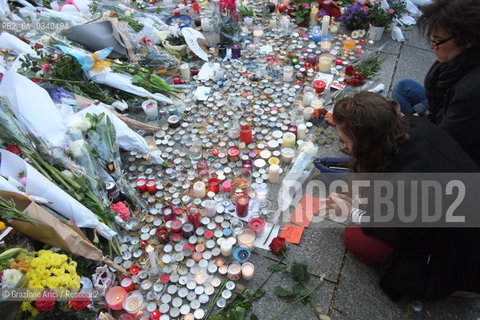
339, 2, 369, 30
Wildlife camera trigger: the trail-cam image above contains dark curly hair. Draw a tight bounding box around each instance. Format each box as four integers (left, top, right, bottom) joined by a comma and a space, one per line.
333, 92, 410, 173
418, 0, 480, 48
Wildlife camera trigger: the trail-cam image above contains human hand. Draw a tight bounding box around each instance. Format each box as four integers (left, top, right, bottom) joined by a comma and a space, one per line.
319, 193, 352, 222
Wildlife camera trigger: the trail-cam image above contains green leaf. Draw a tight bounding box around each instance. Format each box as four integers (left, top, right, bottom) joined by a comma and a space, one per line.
291, 263, 310, 285
292, 284, 309, 296
274, 286, 296, 298
211, 315, 226, 320
268, 263, 287, 272
250, 315, 259, 320
250, 289, 265, 300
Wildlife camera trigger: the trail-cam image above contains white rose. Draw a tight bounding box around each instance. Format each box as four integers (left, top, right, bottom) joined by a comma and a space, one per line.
69, 140, 85, 158
358, 29, 366, 37
67, 117, 92, 133
62, 170, 74, 178
1, 269, 23, 288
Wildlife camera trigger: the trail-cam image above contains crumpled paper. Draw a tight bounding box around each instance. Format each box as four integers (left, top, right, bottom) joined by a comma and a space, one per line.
2, 191, 126, 274
391, 26, 406, 42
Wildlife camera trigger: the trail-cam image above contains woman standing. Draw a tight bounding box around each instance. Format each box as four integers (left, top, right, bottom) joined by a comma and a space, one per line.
321, 92, 480, 300
391, 0, 480, 168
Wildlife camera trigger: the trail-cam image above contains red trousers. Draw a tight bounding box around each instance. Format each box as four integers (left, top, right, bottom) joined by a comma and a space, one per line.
344, 225, 393, 268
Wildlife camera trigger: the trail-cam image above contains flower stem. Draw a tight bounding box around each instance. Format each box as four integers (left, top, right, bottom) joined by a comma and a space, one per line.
267, 281, 324, 320
308, 297, 321, 319
204, 277, 228, 319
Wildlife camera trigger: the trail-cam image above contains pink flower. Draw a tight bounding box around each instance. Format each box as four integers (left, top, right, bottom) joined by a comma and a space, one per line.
40, 63, 50, 73
388, 8, 395, 14
110, 201, 131, 220
302, 3, 310, 9
19, 177, 27, 186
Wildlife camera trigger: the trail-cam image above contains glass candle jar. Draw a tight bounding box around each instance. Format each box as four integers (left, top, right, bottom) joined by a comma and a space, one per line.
237, 229, 256, 250
318, 54, 333, 73
227, 262, 242, 280
240, 125, 253, 145
235, 195, 249, 218
283, 65, 294, 82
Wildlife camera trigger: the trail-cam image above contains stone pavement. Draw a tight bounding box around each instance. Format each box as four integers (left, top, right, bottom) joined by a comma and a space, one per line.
246, 27, 480, 320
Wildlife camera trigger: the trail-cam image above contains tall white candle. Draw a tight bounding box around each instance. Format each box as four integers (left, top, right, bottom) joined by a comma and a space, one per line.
193, 181, 206, 198
145, 245, 159, 275
297, 124, 307, 140
180, 63, 190, 82
268, 164, 280, 184
303, 107, 314, 121
309, 5, 319, 27
203, 200, 216, 217
221, 240, 233, 257
282, 132, 296, 148
321, 15, 330, 38
241, 262, 255, 280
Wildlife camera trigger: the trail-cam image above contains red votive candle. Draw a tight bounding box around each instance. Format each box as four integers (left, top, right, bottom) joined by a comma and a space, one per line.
227, 146, 241, 162
240, 125, 253, 145
120, 276, 136, 292
235, 195, 249, 218
171, 219, 183, 233
173, 75, 182, 84
208, 176, 221, 193
248, 217, 266, 236
146, 179, 157, 194
313, 80, 327, 94
136, 178, 147, 192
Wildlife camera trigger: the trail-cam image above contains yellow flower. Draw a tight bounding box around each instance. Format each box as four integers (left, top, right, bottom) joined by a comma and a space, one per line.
0, 221, 5, 230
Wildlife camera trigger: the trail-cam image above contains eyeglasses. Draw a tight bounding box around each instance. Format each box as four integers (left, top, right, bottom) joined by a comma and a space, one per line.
430, 35, 454, 47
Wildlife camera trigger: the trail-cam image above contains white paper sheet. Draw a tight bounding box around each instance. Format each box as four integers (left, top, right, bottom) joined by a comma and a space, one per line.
0, 150, 116, 239
254, 223, 280, 250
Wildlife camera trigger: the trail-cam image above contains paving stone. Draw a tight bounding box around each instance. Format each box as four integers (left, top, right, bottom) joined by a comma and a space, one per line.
392, 45, 435, 85
334, 253, 407, 320
236, 252, 335, 320
257, 219, 345, 282
404, 26, 429, 50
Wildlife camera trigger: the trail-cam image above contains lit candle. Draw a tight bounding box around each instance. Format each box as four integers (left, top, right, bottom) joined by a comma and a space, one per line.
240, 125, 253, 145
303, 87, 316, 107
283, 65, 294, 82
238, 229, 256, 249
180, 63, 190, 82
146, 179, 157, 194
306, 52, 318, 66
281, 147, 295, 164
235, 195, 249, 218
194, 270, 208, 285
122, 291, 144, 313
215, 257, 225, 266
227, 146, 241, 162
227, 262, 242, 280
297, 123, 307, 140
120, 277, 135, 292
248, 218, 266, 236
311, 99, 324, 110
145, 245, 159, 275
193, 181, 206, 198
282, 132, 296, 148
268, 164, 280, 184
330, 23, 339, 34
309, 4, 319, 27
303, 107, 314, 121
203, 199, 216, 217
343, 39, 356, 51
320, 40, 331, 51
313, 79, 327, 93
311, 26, 322, 43
253, 27, 264, 38
208, 176, 221, 193
141, 100, 158, 121
105, 286, 127, 310
318, 55, 333, 73
241, 262, 255, 280
321, 15, 330, 38
221, 240, 233, 257
136, 178, 147, 192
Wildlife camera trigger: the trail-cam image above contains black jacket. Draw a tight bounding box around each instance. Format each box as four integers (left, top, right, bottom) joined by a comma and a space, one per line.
424, 47, 480, 169
362, 117, 480, 300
